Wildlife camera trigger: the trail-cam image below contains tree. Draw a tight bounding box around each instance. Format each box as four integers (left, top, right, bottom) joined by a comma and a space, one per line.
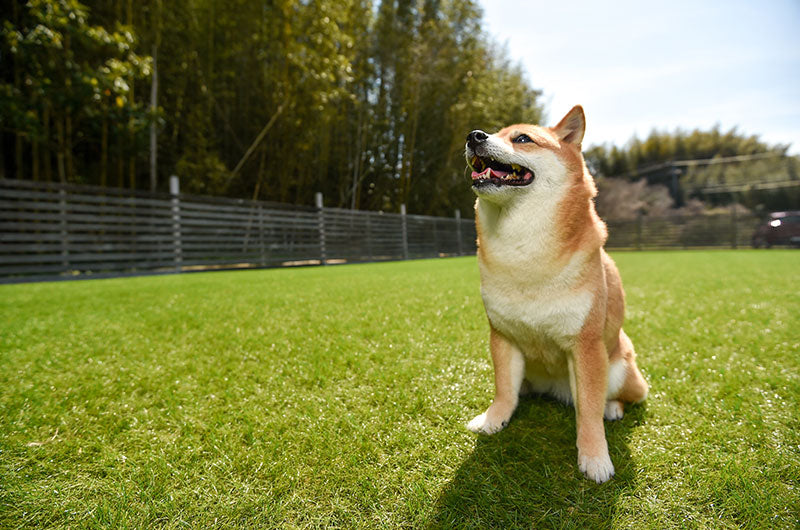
1, 0, 546, 217
585, 127, 800, 210
1, 0, 152, 185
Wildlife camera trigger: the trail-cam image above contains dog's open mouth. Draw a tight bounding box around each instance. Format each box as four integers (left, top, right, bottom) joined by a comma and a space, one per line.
468, 155, 534, 187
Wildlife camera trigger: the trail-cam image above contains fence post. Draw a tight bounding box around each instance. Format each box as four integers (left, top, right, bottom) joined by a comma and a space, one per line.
170, 175, 183, 272
636, 212, 643, 251
731, 202, 738, 249
315, 192, 327, 265
455, 209, 462, 256
400, 203, 409, 260
58, 187, 70, 270
365, 211, 374, 261
432, 217, 439, 258
258, 204, 266, 266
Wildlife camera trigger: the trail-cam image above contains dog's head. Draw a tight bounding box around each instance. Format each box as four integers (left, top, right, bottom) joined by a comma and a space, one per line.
465, 106, 589, 206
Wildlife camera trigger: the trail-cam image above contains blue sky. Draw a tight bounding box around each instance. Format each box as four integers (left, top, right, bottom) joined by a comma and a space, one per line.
477, 0, 800, 154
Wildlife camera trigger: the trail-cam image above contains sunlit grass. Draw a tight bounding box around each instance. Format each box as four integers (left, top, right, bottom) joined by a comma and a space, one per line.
1, 251, 798, 528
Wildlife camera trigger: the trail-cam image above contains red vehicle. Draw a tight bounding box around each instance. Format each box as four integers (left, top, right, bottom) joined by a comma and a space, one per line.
752, 211, 800, 248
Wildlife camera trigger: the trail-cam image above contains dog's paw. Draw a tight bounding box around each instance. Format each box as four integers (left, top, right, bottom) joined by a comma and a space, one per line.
604, 400, 624, 421
578, 451, 615, 484
466, 411, 508, 435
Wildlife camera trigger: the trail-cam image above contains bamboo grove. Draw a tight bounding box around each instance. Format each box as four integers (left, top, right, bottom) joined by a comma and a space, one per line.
1, 0, 544, 216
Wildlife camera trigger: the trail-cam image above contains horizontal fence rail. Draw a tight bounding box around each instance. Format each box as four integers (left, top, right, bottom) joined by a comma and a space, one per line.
0, 178, 477, 280
0, 178, 777, 281
605, 212, 760, 250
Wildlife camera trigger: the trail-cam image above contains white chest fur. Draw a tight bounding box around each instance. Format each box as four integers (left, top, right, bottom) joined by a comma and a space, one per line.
476, 194, 595, 376
480, 256, 593, 359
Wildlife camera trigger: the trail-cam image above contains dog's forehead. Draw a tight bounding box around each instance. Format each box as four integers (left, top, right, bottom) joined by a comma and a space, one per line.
494, 124, 559, 148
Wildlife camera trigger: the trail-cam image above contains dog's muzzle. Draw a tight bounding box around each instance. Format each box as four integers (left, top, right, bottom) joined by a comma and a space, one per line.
467, 130, 489, 151
466, 129, 535, 188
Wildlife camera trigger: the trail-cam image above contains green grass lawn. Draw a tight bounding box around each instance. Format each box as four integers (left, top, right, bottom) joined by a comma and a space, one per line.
1, 251, 798, 529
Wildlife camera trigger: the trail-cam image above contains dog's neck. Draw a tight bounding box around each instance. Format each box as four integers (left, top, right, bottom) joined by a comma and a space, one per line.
475, 193, 564, 270
475, 177, 605, 275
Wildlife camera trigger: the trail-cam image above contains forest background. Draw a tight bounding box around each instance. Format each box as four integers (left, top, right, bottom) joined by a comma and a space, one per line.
2, 0, 798, 218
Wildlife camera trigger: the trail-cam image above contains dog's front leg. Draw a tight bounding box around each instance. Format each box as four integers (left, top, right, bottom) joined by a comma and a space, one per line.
568, 340, 614, 483
467, 327, 525, 435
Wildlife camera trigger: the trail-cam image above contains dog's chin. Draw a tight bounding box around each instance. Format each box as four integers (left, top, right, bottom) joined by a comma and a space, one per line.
471, 182, 525, 205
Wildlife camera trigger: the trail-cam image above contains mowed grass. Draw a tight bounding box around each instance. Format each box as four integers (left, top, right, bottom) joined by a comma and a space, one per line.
1, 251, 798, 529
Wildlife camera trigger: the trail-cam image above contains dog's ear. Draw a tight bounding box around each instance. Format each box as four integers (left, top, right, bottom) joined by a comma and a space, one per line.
553, 105, 585, 146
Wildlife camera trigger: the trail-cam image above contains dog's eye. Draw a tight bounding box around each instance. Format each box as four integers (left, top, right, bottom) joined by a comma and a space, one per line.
512, 134, 532, 144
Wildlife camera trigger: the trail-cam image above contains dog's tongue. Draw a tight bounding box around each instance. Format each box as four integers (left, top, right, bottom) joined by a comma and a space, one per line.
471, 167, 509, 180
471, 168, 489, 180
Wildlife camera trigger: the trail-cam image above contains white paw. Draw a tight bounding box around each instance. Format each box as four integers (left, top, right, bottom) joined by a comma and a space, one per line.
466, 411, 508, 435
604, 400, 624, 421
578, 451, 615, 483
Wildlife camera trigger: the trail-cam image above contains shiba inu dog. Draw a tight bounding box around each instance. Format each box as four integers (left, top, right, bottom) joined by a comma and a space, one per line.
464, 106, 648, 483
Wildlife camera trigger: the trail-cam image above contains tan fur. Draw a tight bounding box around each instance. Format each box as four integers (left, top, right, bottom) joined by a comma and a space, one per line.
465, 106, 648, 483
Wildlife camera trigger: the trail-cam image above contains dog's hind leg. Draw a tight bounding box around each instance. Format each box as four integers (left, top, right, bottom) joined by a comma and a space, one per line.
518, 378, 533, 397
616, 329, 649, 404
604, 358, 627, 420
467, 327, 525, 435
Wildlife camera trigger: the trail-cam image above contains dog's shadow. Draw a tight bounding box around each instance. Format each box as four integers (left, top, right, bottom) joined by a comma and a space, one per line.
426, 396, 648, 529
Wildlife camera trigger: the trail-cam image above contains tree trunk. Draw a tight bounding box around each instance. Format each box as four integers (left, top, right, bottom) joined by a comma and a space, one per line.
149, 0, 162, 192
117, 129, 125, 188
149, 43, 158, 191
12, 0, 22, 180
252, 146, 267, 201
56, 116, 66, 183
207, 0, 215, 122
350, 106, 362, 210
14, 130, 23, 181
65, 113, 74, 182
43, 104, 52, 182
0, 133, 5, 179
61, 32, 74, 182
127, 0, 136, 189
351, 96, 369, 211
401, 55, 423, 207
32, 112, 39, 181
229, 101, 286, 179
101, 109, 108, 187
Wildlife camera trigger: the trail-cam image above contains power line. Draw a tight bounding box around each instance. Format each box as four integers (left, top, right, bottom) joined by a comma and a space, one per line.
699, 179, 800, 194
619, 151, 787, 179
673, 151, 786, 167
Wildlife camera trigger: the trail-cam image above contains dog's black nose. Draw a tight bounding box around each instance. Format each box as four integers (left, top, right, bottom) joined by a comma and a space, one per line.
467, 130, 488, 150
